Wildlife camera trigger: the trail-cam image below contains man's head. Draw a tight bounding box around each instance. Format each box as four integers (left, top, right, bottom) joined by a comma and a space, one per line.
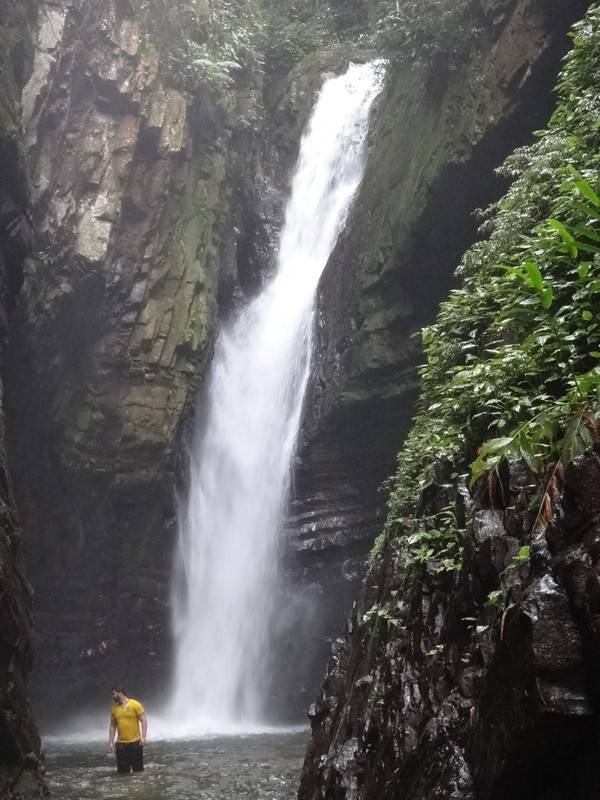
112, 685, 126, 704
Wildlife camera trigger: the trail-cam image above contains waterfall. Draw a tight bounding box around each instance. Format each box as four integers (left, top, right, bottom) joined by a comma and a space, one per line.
168, 61, 384, 734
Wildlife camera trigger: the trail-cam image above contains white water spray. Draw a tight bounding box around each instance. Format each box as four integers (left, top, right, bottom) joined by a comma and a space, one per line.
167, 61, 383, 735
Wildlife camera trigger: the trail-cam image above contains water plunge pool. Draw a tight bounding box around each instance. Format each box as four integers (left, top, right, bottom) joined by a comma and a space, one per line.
45, 731, 308, 800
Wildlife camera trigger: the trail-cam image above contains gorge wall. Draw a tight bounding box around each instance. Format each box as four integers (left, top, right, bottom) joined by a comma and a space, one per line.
0, 0, 592, 744
4, 0, 272, 721
0, 0, 44, 795
286, 0, 591, 714
299, 3, 600, 798
3, 0, 372, 723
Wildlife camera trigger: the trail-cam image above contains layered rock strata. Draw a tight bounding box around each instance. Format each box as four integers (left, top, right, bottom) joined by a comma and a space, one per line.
299, 454, 600, 799
5, 0, 266, 720
5, 0, 375, 724
3, 0, 590, 732
287, 0, 591, 716
299, 4, 600, 797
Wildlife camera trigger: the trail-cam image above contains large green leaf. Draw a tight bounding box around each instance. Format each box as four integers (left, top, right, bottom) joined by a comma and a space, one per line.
573, 179, 600, 208
561, 412, 593, 465
541, 286, 554, 309
524, 261, 544, 292
574, 224, 600, 244
547, 218, 578, 257
518, 431, 539, 473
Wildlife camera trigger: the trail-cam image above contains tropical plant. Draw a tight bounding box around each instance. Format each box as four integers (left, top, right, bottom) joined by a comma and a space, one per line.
134, 0, 266, 93
374, 5, 600, 575
370, 0, 482, 67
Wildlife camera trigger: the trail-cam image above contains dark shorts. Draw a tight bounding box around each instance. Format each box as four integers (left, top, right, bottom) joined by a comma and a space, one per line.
115, 741, 144, 773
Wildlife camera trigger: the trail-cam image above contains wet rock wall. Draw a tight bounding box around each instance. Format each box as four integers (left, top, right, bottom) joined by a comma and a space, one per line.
2, 0, 591, 735
4, 0, 377, 725
5, 0, 267, 721
298, 3, 600, 797
299, 451, 600, 800
286, 0, 591, 717
0, 0, 44, 794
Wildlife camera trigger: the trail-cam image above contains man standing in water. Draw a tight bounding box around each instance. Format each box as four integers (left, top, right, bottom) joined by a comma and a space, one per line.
108, 685, 147, 774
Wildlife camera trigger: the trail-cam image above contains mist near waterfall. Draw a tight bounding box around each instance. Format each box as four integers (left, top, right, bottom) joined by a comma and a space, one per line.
167, 61, 384, 735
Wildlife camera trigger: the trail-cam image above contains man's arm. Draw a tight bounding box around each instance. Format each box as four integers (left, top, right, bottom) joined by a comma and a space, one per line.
138, 713, 147, 746
108, 719, 116, 753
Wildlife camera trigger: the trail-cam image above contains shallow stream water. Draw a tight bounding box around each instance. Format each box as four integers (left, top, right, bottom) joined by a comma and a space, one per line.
44, 732, 308, 800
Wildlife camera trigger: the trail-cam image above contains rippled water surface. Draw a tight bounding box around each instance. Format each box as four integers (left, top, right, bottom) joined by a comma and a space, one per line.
45, 732, 308, 800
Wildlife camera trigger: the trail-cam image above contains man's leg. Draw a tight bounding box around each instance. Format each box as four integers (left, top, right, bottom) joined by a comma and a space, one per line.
131, 741, 144, 773
115, 743, 130, 774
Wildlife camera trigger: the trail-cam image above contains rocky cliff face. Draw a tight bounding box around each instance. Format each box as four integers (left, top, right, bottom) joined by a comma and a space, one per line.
300, 456, 600, 799
0, 1, 45, 795
3, 0, 378, 724
5, 0, 269, 720
299, 3, 600, 797
2, 0, 591, 734
287, 0, 591, 715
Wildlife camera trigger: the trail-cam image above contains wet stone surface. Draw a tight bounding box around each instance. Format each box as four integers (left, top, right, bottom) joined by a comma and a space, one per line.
45, 733, 308, 800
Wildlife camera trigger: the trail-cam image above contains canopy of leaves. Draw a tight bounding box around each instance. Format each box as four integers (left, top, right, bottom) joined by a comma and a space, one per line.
381, 4, 600, 567
263, 0, 367, 75
368, 0, 483, 67
134, 0, 267, 93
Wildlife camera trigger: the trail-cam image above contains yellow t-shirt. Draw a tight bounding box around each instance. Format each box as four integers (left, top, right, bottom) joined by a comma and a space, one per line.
111, 699, 145, 743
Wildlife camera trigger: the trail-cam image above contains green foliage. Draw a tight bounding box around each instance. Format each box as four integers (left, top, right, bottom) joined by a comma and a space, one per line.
484, 546, 531, 611
263, 0, 362, 75
370, 530, 387, 559
485, 589, 503, 608
369, 0, 482, 67
507, 545, 530, 569
470, 369, 600, 487
362, 601, 401, 628
264, 17, 328, 75
402, 503, 463, 573
384, 5, 600, 572
135, 0, 266, 93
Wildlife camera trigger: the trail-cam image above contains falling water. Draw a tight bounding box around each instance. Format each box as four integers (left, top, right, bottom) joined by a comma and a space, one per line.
168, 61, 384, 733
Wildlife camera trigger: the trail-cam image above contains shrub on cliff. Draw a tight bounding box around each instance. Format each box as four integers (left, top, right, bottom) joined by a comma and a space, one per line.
263, 0, 364, 76
135, 0, 266, 93
264, 17, 327, 75
382, 3, 600, 569
371, 0, 482, 67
